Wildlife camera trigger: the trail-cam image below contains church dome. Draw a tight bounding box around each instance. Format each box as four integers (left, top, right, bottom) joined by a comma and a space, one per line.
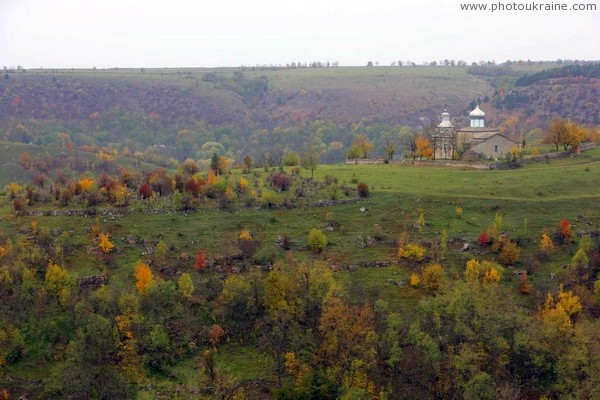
469, 105, 485, 117
438, 109, 453, 128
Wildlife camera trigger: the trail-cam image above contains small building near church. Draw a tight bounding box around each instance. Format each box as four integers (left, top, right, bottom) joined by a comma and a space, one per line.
432, 105, 518, 160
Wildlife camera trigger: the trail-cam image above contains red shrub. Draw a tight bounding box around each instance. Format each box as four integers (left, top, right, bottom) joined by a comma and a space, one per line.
479, 232, 489, 246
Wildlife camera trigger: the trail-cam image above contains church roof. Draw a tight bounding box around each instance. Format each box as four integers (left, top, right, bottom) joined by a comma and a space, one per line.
469, 105, 485, 117
437, 109, 453, 128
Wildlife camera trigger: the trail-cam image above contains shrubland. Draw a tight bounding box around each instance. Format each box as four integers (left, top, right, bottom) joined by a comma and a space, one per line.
0, 141, 600, 398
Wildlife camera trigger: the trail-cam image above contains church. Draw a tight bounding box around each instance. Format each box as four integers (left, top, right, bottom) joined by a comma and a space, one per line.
432, 106, 518, 160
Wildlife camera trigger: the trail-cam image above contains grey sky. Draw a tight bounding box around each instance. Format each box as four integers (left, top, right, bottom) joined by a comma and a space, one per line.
1, 0, 599, 68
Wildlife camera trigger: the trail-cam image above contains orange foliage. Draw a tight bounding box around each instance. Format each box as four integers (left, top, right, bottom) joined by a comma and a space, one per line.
98, 233, 114, 254
134, 261, 154, 294
208, 324, 225, 347
207, 169, 216, 186
560, 219, 571, 242
79, 177, 95, 192
415, 135, 433, 159
519, 273, 531, 294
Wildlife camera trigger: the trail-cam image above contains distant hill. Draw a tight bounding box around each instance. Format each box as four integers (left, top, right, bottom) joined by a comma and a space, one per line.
1, 64, 598, 163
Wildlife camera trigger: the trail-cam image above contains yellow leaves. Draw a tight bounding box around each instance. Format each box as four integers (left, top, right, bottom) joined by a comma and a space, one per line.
558, 287, 583, 317
97, 151, 115, 162
465, 259, 502, 285
539, 232, 555, 253
499, 240, 521, 265
455, 206, 463, 219
398, 243, 426, 262
217, 156, 229, 174
284, 351, 311, 388
0, 246, 6, 259
45, 260, 70, 305
239, 229, 252, 242
539, 286, 582, 332
111, 184, 129, 207
98, 233, 114, 254
284, 351, 297, 371
509, 145, 522, 161
79, 177, 95, 192
5, 182, 22, 199
134, 261, 154, 295
410, 273, 420, 287
465, 259, 481, 284
239, 176, 249, 192
483, 268, 501, 284
0, 266, 13, 286
421, 263, 444, 294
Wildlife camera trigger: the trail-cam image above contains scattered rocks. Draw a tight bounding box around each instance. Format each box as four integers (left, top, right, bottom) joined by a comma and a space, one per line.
386, 279, 405, 287
357, 236, 377, 248
78, 275, 107, 288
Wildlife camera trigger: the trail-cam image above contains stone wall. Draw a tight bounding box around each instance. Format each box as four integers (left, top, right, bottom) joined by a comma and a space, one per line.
345, 143, 597, 170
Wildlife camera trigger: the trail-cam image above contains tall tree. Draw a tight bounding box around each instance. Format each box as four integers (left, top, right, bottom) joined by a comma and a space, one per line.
301, 141, 320, 179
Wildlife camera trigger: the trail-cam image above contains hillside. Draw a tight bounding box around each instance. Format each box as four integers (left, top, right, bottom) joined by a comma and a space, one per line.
2, 64, 599, 164
1, 144, 600, 399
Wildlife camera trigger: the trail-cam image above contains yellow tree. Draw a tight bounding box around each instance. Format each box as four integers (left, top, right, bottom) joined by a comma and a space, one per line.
352, 134, 375, 158
421, 263, 444, 294
45, 260, 71, 305
134, 261, 154, 294
98, 233, 115, 254
540, 232, 555, 255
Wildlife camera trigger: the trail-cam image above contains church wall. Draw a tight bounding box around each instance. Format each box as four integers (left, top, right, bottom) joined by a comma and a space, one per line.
471, 135, 516, 160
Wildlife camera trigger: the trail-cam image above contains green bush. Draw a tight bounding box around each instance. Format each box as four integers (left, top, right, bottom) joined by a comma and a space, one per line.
308, 228, 328, 253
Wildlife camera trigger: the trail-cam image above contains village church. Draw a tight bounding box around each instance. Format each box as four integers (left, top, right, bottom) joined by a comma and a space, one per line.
432, 105, 518, 160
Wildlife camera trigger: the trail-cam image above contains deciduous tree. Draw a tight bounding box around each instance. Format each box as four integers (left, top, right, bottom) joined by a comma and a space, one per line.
134, 261, 154, 295
99, 233, 115, 254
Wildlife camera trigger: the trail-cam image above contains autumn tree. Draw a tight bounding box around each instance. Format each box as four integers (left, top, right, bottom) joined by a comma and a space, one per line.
134, 261, 154, 295
546, 117, 569, 151
499, 240, 521, 265
78, 177, 95, 192
421, 263, 445, 294
398, 243, 426, 263
352, 134, 375, 158
98, 233, 115, 254
194, 248, 206, 271
239, 228, 257, 258
539, 231, 555, 257
308, 228, 327, 253
181, 158, 199, 175
559, 219, 572, 243
208, 325, 225, 348
415, 135, 433, 159
177, 273, 194, 299
44, 260, 71, 305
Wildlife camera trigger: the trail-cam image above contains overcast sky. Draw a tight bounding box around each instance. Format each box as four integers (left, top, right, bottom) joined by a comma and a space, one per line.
1, 0, 599, 68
